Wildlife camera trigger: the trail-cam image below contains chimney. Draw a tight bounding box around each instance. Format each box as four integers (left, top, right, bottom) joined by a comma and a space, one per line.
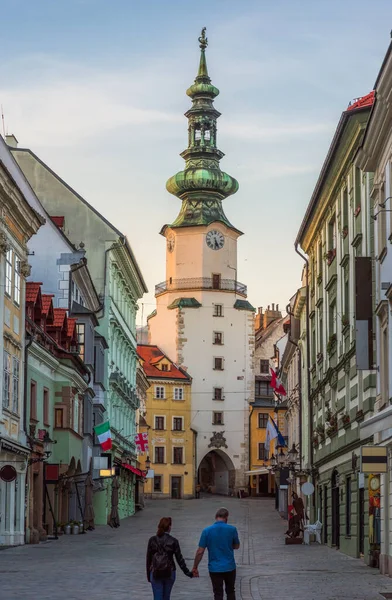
255, 306, 264, 332
263, 302, 283, 329
6, 134, 18, 149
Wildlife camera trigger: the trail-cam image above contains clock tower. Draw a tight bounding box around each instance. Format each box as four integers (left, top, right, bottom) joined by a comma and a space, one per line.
149, 29, 255, 496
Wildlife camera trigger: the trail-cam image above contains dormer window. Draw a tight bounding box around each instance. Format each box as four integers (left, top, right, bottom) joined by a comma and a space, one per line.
161, 364, 169, 372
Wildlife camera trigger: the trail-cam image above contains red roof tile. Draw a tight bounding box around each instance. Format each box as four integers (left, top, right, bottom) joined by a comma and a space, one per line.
26, 282, 43, 304
347, 91, 375, 112
52, 308, 67, 329
41, 294, 54, 316
67, 317, 77, 339
51, 216, 65, 228
137, 345, 191, 380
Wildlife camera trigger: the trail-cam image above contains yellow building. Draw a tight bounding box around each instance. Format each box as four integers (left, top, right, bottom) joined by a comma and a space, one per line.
137, 344, 195, 499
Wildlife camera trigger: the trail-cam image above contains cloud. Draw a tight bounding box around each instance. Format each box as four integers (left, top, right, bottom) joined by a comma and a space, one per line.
224, 118, 332, 141
236, 161, 318, 182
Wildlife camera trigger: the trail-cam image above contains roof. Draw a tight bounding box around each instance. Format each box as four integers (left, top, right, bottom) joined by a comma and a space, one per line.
67, 317, 77, 338
234, 299, 256, 312
50, 216, 64, 228
168, 297, 202, 309
52, 308, 67, 329
26, 282, 43, 304
347, 91, 375, 112
137, 344, 191, 381
42, 294, 54, 317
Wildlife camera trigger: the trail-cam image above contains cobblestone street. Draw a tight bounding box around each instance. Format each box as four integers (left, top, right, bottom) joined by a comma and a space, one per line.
1, 496, 391, 600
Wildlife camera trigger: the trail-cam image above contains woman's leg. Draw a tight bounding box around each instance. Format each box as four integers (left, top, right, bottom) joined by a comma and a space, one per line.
150, 573, 164, 600
162, 571, 176, 600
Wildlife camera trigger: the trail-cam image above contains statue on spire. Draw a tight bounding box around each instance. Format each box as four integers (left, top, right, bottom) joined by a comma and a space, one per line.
198, 27, 208, 50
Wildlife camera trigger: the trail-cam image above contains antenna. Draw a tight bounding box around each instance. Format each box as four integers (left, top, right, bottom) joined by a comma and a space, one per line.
1, 105, 5, 138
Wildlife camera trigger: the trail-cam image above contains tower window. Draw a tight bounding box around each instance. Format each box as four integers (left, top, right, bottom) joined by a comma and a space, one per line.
213, 412, 224, 425
213, 304, 223, 317
213, 357, 224, 371
214, 387, 223, 400
213, 332, 223, 345
204, 129, 211, 141
195, 129, 201, 141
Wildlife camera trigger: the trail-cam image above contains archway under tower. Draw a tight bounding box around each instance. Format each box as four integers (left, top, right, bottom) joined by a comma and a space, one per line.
198, 450, 235, 496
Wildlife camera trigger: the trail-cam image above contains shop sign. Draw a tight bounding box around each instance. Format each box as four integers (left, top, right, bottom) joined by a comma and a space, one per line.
360, 446, 388, 473
0, 465, 17, 482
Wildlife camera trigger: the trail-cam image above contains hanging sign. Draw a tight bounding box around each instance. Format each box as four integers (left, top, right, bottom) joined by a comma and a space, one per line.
0, 465, 17, 482
360, 446, 388, 473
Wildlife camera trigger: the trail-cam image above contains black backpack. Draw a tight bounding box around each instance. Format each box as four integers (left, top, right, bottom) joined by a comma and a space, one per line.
152, 536, 172, 579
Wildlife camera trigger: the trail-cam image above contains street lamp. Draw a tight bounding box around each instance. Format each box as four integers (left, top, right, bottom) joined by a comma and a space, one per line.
277, 447, 286, 467
28, 432, 56, 465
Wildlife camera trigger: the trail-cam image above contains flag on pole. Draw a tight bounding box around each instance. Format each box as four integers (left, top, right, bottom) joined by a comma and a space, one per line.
271, 416, 287, 447
264, 417, 278, 451
94, 421, 112, 451
270, 368, 287, 396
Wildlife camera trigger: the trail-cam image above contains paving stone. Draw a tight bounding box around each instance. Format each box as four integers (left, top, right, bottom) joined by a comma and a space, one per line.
0, 496, 391, 599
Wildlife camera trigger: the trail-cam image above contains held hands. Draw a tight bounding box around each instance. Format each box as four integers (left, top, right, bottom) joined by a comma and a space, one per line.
192, 567, 200, 578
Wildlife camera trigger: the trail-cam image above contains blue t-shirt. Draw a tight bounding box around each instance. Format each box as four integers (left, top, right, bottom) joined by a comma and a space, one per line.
198, 521, 240, 573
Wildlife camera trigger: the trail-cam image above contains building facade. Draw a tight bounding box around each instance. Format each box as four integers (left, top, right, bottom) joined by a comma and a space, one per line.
249, 306, 285, 496
9, 138, 147, 523
357, 39, 392, 576
296, 92, 376, 559
148, 30, 254, 496
137, 345, 194, 499
0, 137, 43, 546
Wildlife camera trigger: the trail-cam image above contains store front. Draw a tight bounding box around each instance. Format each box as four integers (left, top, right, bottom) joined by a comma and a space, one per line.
0, 438, 29, 546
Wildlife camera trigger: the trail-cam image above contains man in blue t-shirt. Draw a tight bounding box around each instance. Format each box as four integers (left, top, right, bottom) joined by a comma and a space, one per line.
192, 507, 240, 600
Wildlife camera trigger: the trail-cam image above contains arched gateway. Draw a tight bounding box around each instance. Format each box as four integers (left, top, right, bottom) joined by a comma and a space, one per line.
198, 450, 235, 496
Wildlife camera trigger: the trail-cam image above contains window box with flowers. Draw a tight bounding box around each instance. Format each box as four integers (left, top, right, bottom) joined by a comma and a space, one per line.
325, 248, 336, 265
355, 409, 364, 422
327, 334, 337, 356
312, 434, 319, 448
342, 226, 349, 239
341, 413, 350, 429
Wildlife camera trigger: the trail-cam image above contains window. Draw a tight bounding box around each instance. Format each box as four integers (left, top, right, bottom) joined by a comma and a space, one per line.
342, 188, 349, 227
76, 323, 85, 361
346, 477, 351, 536
213, 332, 223, 345
173, 447, 183, 464
329, 300, 337, 336
43, 389, 49, 426
154, 475, 162, 492
12, 357, 19, 413
3, 351, 11, 408
155, 416, 165, 430
173, 417, 183, 431
161, 364, 168, 372
213, 304, 223, 317
55, 408, 63, 428
213, 411, 224, 425
328, 217, 336, 251
318, 242, 323, 276
5, 249, 12, 297
174, 388, 184, 401
13, 257, 20, 306
30, 380, 37, 421
258, 444, 268, 461
214, 387, 223, 400
255, 381, 273, 397
214, 357, 224, 371
73, 397, 79, 433
154, 447, 165, 464
258, 413, 269, 428
212, 274, 221, 290
155, 386, 165, 399
204, 129, 211, 141
260, 360, 269, 374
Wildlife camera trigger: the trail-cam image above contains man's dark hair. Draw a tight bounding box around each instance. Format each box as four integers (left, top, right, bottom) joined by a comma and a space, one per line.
215, 507, 229, 519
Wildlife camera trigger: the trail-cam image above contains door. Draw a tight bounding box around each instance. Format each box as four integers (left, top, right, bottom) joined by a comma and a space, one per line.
324, 486, 328, 544
331, 471, 340, 548
212, 274, 221, 289
258, 475, 269, 495
171, 477, 182, 499
359, 488, 365, 555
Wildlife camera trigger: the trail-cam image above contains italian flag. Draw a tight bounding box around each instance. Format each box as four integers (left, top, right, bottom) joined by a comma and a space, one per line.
94, 421, 112, 451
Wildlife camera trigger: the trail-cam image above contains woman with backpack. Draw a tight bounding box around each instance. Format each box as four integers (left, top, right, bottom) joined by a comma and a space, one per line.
146, 516, 193, 599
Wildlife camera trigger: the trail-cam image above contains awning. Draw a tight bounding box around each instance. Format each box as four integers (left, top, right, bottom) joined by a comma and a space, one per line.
245, 468, 270, 476
121, 463, 143, 477
359, 406, 392, 439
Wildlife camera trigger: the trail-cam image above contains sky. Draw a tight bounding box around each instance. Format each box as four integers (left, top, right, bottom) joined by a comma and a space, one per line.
1, 0, 392, 326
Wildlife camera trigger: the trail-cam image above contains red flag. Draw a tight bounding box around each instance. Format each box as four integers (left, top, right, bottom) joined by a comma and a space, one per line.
270, 368, 287, 396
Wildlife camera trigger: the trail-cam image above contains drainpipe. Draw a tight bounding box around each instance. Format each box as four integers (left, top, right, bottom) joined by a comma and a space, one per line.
248, 405, 254, 495
286, 302, 302, 473
294, 244, 312, 477
23, 332, 34, 435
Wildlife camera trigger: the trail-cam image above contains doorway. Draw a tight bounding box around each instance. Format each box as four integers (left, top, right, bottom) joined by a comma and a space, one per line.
258, 475, 269, 495
171, 477, 182, 499
359, 487, 365, 555
198, 450, 235, 495
331, 470, 340, 548
324, 485, 328, 544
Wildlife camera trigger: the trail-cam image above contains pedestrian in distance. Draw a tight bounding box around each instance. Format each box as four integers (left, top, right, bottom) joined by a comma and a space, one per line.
192, 507, 240, 600
146, 516, 193, 600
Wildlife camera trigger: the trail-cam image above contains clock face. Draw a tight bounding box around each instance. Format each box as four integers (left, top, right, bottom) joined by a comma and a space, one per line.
167, 234, 175, 253
370, 476, 380, 491
206, 230, 225, 251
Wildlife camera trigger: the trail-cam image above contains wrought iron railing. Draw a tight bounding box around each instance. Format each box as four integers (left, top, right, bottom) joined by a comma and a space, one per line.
155, 277, 247, 296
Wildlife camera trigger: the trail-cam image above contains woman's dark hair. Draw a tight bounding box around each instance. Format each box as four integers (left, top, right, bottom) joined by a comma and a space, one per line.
157, 517, 172, 537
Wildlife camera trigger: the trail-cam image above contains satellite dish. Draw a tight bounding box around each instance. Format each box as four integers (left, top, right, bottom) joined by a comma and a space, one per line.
301, 482, 315, 496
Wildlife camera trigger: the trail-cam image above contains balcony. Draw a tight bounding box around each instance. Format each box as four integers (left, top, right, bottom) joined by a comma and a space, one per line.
155, 277, 247, 297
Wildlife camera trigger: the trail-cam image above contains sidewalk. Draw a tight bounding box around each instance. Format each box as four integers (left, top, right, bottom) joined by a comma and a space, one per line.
0, 496, 390, 599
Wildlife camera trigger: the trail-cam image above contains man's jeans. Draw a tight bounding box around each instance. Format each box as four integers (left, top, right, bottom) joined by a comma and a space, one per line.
150, 570, 176, 600
209, 569, 236, 600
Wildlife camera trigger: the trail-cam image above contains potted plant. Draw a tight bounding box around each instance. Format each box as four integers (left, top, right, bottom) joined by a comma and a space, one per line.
342, 412, 350, 428
342, 225, 348, 238
312, 434, 319, 448
64, 523, 71, 535
325, 248, 336, 265
327, 334, 337, 355
356, 409, 364, 422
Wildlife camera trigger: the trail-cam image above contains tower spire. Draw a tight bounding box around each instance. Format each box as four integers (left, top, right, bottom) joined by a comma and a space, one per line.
164, 28, 240, 234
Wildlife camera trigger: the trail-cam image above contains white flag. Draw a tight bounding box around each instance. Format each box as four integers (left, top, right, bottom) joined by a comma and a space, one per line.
264, 417, 278, 452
